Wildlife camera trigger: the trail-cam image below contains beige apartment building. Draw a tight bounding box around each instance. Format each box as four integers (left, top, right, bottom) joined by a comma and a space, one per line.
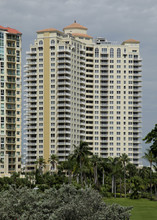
25, 22, 142, 172
0, 26, 22, 176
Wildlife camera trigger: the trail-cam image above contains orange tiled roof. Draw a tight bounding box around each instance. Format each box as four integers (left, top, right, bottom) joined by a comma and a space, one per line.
63, 22, 87, 31
7, 27, 22, 34
0, 25, 7, 30
72, 33, 93, 39
37, 28, 62, 33
122, 39, 140, 44
0, 25, 21, 34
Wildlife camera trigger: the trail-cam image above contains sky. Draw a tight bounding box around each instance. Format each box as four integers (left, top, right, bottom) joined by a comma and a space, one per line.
0, 0, 157, 162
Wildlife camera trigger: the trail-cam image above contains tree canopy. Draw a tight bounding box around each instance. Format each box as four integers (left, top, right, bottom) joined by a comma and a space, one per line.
143, 124, 157, 157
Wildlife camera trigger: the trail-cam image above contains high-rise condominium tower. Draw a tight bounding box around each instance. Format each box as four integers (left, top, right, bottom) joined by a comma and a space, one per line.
25, 22, 142, 172
0, 26, 22, 176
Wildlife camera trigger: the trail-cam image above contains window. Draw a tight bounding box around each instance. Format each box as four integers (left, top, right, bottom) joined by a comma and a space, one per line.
39, 40, 43, 45
59, 46, 64, 50
110, 48, 114, 58
102, 48, 107, 53
95, 48, 99, 57
51, 40, 55, 44
117, 48, 121, 58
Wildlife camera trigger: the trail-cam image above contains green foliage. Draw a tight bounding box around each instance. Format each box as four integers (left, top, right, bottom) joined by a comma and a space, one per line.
143, 124, 157, 157
100, 186, 112, 197
0, 173, 32, 192
130, 176, 144, 199
0, 185, 132, 220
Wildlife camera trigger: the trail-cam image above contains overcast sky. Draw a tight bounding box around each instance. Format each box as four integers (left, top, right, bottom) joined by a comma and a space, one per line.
0, 0, 157, 158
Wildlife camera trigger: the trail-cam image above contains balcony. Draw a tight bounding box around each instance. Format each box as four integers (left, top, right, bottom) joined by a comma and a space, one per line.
58, 64, 71, 69
57, 54, 71, 58
25, 77, 37, 82
57, 75, 71, 80
26, 51, 37, 55
57, 70, 70, 74
57, 81, 71, 86
57, 49, 71, 53
57, 108, 71, 113
58, 97, 71, 102
57, 136, 71, 140
57, 142, 71, 146
57, 125, 71, 129
26, 126, 37, 130
57, 59, 71, 64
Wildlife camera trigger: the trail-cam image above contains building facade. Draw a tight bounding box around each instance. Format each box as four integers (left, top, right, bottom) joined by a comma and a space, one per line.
0, 26, 22, 176
25, 22, 142, 172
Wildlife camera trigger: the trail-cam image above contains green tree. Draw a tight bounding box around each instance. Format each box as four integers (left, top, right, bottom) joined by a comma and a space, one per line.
138, 166, 150, 194
143, 124, 157, 157
72, 140, 92, 186
108, 157, 122, 198
120, 153, 130, 198
48, 154, 58, 173
61, 155, 76, 184
99, 158, 110, 186
127, 163, 137, 178
90, 154, 100, 186
35, 157, 46, 176
143, 149, 155, 199
130, 176, 144, 199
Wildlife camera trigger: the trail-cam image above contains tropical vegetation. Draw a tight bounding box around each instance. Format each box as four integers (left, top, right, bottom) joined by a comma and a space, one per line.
0, 185, 132, 220
0, 124, 157, 218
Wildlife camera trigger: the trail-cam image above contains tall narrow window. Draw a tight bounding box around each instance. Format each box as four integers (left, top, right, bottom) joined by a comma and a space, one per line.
39, 40, 43, 45
110, 48, 114, 58
51, 40, 55, 45
117, 48, 121, 58
95, 48, 99, 58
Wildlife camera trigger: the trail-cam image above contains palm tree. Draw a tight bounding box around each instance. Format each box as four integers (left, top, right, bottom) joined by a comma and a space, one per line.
120, 153, 130, 198
35, 157, 46, 176
99, 158, 109, 186
72, 140, 92, 186
143, 124, 157, 157
143, 149, 155, 199
90, 155, 100, 186
108, 157, 121, 198
62, 155, 76, 184
48, 154, 58, 173
138, 166, 150, 194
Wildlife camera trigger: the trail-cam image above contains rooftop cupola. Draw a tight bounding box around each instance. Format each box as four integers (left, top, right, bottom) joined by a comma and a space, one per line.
63, 21, 88, 34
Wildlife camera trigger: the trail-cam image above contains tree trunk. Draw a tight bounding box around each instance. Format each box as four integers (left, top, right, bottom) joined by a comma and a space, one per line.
124, 165, 126, 198
112, 175, 114, 193
94, 164, 98, 186
80, 159, 83, 187
150, 163, 152, 200
120, 177, 122, 198
114, 176, 116, 198
68, 170, 71, 184
77, 174, 79, 184
102, 169, 105, 186
155, 185, 157, 198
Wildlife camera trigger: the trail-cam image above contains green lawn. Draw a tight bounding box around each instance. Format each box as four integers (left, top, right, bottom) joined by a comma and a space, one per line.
104, 198, 157, 220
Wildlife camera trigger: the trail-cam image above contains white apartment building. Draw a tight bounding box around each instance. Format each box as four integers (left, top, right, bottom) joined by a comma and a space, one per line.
25, 22, 142, 171
0, 26, 22, 176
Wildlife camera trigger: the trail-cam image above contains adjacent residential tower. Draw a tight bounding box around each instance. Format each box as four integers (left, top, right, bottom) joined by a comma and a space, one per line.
0, 26, 22, 176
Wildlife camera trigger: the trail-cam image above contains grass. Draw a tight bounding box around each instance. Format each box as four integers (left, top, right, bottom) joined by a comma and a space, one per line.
104, 197, 157, 220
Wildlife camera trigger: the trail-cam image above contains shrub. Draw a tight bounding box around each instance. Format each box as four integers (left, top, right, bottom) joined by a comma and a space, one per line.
0, 185, 132, 220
